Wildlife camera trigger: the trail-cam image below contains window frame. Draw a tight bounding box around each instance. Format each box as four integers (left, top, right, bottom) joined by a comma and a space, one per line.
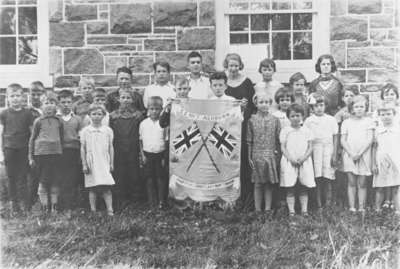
215, 0, 331, 82
0, 0, 52, 87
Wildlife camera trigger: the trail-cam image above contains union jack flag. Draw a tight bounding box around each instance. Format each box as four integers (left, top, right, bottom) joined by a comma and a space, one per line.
172, 124, 202, 155
209, 125, 238, 159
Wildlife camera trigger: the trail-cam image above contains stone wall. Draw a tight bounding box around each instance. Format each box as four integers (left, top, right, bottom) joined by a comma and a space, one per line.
49, 0, 216, 93
330, 0, 400, 111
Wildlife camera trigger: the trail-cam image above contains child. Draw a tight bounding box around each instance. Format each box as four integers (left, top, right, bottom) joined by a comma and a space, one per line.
304, 94, 338, 208
273, 87, 293, 129
29, 93, 63, 213
83, 88, 110, 127
110, 89, 144, 208
140, 96, 168, 209
309, 54, 343, 116
187, 51, 213, 99
58, 89, 83, 217
341, 95, 374, 213
247, 92, 281, 213
143, 61, 175, 108
0, 84, 35, 214
280, 104, 315, 216
73, 77, 94, 120
372, 103, 400, 213
254, 58, 283, 112
80, 104, 115, 216
289, 72, 309, 118
209, 71, 236, 101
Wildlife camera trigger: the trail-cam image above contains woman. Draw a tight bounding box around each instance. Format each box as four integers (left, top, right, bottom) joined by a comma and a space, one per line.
224, 53, 256, 211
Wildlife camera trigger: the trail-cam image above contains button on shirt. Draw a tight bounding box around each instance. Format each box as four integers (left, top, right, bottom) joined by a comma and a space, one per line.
139, 118, 167, 153
143, 83, 175, 108
188, 75, 213, 99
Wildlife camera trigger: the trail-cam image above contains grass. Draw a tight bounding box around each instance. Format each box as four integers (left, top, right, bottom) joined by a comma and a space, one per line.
1, 203, 399, 268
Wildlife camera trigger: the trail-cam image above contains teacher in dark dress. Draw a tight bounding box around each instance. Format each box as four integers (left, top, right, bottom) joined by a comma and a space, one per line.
224, 53, 256, 210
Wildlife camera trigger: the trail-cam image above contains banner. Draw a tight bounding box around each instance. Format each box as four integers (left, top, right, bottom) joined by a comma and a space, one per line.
169, 99, 242, 203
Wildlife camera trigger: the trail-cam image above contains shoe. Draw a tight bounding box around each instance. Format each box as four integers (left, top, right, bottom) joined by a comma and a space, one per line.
349, 207, 356, 213
382, 201, 390, 209
301, 212, 309, 217
107, 210, 114, 216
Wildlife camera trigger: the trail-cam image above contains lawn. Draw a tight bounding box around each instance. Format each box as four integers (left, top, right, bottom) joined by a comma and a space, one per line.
1, 203, 399, 268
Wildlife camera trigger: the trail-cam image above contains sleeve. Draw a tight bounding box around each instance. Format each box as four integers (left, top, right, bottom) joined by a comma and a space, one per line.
139, 121, 144, 141
275, 118, 281, 149
331, 116, 339, 135
303, 117, 311, 129
108, 127, 114, 144
306, 127, 314, 141
279, 127, 288, 144
341, 119, 349, 135
334, 109, 342, 123
80, 128, 86, 145
29, 119, 40, 157
159, 110, 170, 128
27, 109, 35, 126
143, 86, 149, 109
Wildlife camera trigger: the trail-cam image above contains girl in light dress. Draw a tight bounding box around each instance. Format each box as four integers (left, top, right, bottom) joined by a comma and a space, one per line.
80, 104, 115, 216
289, 72, 310, 119
280, 104, 315, 216
273, 87, 293, 129
247, 92, 281, 213
341, 95, 374, 214
372, 103, 400, 214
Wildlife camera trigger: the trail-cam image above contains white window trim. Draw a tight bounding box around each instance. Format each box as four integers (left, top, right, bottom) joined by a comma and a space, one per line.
0, 1, 52, 88
215, 0, 331, 83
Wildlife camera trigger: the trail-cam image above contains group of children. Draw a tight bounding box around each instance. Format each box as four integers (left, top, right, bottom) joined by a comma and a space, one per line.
1, 51, 399, 220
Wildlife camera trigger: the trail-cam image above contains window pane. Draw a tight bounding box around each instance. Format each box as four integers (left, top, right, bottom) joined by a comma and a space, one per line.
293, 0, 312, 9
230, 33, 249, 44
0, 37, 16, 64
271, 14, 290, 30
251, 14, 269, 31
19, 7, 37, 34
0, 7, 16, 35
19, 36, 37, 64
229, 15, 249, 31
0, 0, 15, 4
272, 0, 290, 10
229, 0, 249, 11
293, 13, 312, 30
293, 32, 312, 59
18, 0, 36, 4
272, 32, 290, 60
250, 1, 270, 11
251, 33, 269, 44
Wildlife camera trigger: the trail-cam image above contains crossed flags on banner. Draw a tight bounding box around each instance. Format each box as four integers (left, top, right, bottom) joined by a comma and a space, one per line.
172, 121, 238, 173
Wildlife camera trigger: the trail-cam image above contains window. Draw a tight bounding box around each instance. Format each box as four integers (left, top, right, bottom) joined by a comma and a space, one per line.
215, 0, 330, 82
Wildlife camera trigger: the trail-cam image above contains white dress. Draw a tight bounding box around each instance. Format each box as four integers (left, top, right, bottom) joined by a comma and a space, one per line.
373, 126, 400, 187
304, 114, 338, 180
80, 125, 115, 188
272, 110, 290, 129
341, 117, 374, 176
280, 126, 315, 188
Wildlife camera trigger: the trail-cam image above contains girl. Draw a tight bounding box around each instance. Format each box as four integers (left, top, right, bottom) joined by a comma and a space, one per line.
341, 95, 374, 213
280, 104, 315, 216
110, 89, 143, 209
273, 87, 293, 129
247, 93, 281, 213
289, 72, 309, 118
309, 54, 343, 116
80, 104, 115, 216
304, 94, 338, 209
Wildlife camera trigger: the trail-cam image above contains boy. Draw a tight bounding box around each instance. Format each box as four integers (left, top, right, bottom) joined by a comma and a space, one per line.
140, 96, 168, 209
186, 51, 213, 99
73, 77, 94, 120
143, 61, 175, 108
0, 84, 35, 214
209, 72, 236, 101
58, 89, 83, 218
83, 88, 110, 126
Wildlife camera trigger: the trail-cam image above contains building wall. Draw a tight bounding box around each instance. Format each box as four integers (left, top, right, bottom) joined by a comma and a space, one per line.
48, 0, 216, 93
330, 0, 399, 110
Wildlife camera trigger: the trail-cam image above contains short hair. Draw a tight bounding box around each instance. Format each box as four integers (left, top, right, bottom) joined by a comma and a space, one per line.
79, 77, 95, 89
88, 104, 107, 115
30, 81, 44, 92
308, 93, 328, 108
289, 72, 307, 85
187, 51, 202, 61
252, 92, 273, 105
148, 96, 163, 108
348, 95, 369, 114
153, 61, 171, 73
377, 102, 397, 115
92, 88, 107, 98
274, 87, 294, 104
174, 77, 190, 87
41, 91, 58, 104
223, 53, 244, 70
7, 83, 23, 95
286, 103, 305, 118
209, 71, 228, 84
315, 54, 337, 74
258, 58, 276, 73
343, 87, 360, 97
380, 83, 399, 100
58, 89, 74, 100
116, 66, 132, 77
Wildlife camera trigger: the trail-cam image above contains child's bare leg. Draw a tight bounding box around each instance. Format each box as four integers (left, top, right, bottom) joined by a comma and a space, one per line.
384, 187, 391, 206
254, 183, 263, 212
286, 187, 295, 215
299, 187, 308, 214
264, 183, 273, 211
375, 187, 384, 211
357, 175, 367, 211
392, 186, 400, 213
315, 178, 322, 208
102, 189, 113, 216
89, 190, 97, 212
50, 186, 59, 213
347, 173, 356, 211
37, 183, 49, 210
